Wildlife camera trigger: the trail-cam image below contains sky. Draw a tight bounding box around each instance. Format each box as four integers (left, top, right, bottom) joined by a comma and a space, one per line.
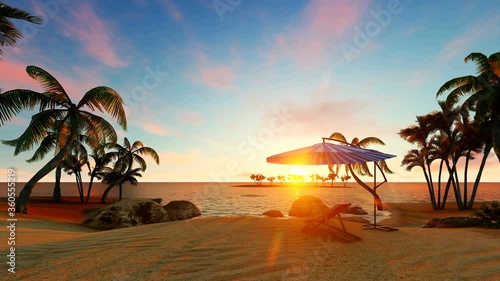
1, 0, 500, 183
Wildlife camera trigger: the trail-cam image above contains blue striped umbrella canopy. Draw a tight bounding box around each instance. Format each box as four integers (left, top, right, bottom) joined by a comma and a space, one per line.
266, 142, 396, 165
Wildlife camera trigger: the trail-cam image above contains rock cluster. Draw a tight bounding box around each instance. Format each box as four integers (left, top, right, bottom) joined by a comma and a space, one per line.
83, 198, 201, 230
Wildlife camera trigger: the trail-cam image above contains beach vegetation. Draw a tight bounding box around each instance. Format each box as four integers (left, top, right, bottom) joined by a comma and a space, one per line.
475, 201, 500, 228
328, 132, 393, 210
100, 137, 159, 203
250, 173, 266, 185
277, 175, 285, 185
341, 175, 351, 187
402, 52, 500, 210
101, 167, 143, 201
0, 2, 43, 58
0, 66, 127, 213
266, 176, 275, 185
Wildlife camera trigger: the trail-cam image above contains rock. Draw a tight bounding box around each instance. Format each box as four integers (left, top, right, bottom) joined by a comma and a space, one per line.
422, 217, 482, 228
151, 198, 163, 204
83, 199, 168, 230
342, 205, 368, 215
164, 200, 201, 221
263, 210, 284, 217
289, 195, 329, 218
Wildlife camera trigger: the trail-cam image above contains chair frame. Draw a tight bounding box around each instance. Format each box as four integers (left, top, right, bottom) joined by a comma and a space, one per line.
303, 203, 361, 242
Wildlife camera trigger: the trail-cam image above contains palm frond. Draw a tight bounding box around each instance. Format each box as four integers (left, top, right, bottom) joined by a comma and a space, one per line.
78, 111, 118, 146
436, 75, 476, 98
26, 66, 70, 104
357, 137, 385, 147
77, 87, 127, 130
0, 3, 43, 24
134, 147, 160, 164
329, 132, 347, 143
132, 154, 147, 171
464, 52, 489, 74
26, 132, 57, 163
0, 89, 60, 125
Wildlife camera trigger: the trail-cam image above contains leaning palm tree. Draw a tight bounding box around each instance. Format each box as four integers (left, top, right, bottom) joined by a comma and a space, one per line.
61, 149, 88, 203
436, 52, 500, 209
0, 2, 43, 57
0, 66, 127, 213
85, 147, 112, 204
328, 132, 394, 210
100, 137, 159, 203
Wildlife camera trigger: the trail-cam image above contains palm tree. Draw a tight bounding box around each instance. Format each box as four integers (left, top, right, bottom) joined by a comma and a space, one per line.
328, 132, 394, 210
0, 2, 43, 57
101, 137, 159, 203
436, 52, 500, 209
0, 66, 127, 213
61, 148, 88, 203
101, 168, 142, 201
401, 149, 438, 210
85, 148, 112, 204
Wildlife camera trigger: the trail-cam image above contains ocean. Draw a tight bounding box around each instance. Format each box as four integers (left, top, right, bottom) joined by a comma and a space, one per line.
6, 181, 500, 222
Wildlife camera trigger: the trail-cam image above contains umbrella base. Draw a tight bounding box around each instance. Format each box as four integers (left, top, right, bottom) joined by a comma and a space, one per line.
363, 223, 398, 231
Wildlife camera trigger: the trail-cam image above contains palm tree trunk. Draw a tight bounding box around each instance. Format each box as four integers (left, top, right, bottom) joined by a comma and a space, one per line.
422, 168, 437, 210
463, 150, 471, 208
440, 160, 456, 209
101, 185, 114, 204
468, 145, 492, 209
348, 165, 383, 210
437, 160, 444, 208
85, 173, 95, 204
16, 134, 76, 213
76, 172, 84, 203
119, 184, 123, 201
52, 165, 62, 203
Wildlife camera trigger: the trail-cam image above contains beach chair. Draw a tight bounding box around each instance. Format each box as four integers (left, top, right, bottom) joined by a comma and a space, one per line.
303, 203, 361, 242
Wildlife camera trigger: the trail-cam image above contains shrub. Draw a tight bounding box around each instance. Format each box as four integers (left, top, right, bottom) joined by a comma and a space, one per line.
474, 201, 500, 229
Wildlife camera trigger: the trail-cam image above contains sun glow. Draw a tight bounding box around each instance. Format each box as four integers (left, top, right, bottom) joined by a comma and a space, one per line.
290, 167, 305, 177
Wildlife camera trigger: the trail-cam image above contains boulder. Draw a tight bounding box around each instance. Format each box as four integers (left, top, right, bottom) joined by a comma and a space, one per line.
289, 195, 329, 218
164, 200, 201, 221
342, 205, 368, 215
83, 199, 167, 230
151, 198, 163, 204
263, 210, 284, 217
422, 217, 482, 228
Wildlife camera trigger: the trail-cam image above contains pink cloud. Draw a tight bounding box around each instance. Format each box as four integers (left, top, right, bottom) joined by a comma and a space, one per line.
177, 111, 204, 124
143, 122, 179, 136
268, 0, 369, 67
197, 66, 236, 89
158, 0, 183, 22
0, 60, 42, 91
59, 3, 127, 67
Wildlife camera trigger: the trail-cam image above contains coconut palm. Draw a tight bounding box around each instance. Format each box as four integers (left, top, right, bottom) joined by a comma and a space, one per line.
61, 148, 88, 203
436, 52, 500, 209
100, 137, 159, 203
85, 148, 112, 204
0, 2, 43, 57
101, 167, 142, 201
328, 132, 394, 210
0, 66, 127, 213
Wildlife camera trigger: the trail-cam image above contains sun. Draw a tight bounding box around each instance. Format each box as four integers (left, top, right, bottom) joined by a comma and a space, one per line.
290, 167, 305, 177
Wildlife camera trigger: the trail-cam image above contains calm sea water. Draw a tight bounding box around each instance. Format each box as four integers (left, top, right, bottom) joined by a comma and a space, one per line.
8, 181, 500, 222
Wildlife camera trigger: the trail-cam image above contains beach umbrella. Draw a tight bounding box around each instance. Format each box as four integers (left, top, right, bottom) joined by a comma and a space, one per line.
266, 137, 398, 231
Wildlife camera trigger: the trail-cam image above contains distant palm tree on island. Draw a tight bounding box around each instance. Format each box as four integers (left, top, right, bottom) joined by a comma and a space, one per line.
0, 66, 127, 213
0, 2, 43, 57
328, 132, 394, 210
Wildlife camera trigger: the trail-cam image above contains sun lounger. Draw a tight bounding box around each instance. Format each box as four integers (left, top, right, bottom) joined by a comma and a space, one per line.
303, 203, 361, 242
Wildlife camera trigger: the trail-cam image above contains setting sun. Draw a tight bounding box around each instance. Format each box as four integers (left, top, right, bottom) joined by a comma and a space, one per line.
290, 167, 305, 177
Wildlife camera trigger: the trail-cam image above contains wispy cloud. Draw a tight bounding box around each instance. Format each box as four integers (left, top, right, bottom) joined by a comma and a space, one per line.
177, 110, 204, 124
268, 0, 369, 67
158, 0, 183, 22
59, 3, 127, 67
441, 17, 500, 61
143, 122, 179, 136
188, 47, 238, 90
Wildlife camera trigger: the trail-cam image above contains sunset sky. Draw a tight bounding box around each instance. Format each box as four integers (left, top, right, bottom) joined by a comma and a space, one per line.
1, 0, 500, 182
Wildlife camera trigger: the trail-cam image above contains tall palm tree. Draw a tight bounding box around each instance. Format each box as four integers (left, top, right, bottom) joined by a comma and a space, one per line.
85, 148, 112, 204
61, 149, 88, 203
0, 2, 43, 57
0, 66, 127, 213
101, 137, 159, 203
328, 132, 394, 210
436, 52, 500, 209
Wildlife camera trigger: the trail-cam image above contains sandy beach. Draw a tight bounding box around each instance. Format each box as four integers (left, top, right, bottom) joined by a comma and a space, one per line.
0, 197, 498, 281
